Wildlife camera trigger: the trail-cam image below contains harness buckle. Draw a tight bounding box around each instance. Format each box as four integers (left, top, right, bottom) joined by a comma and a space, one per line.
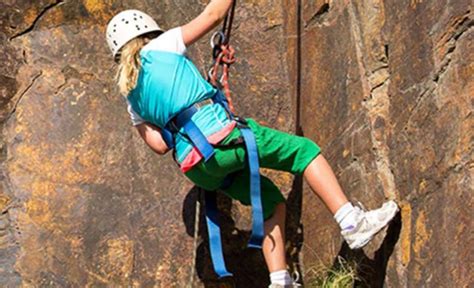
234, 116, 248, 127
193, 98, 214, 109
169, 98, 215, 130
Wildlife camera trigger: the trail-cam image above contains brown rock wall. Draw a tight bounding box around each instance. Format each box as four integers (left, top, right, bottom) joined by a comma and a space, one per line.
0, 1, 293, 287
1, 0, 472, 287
294, 0, 472, 286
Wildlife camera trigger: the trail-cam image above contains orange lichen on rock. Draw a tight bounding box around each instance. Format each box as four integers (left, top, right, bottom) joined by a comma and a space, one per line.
83, 0, 107, 13
413, 210, 431, 256
399, 201, 412, 267
0, 195, 10, 211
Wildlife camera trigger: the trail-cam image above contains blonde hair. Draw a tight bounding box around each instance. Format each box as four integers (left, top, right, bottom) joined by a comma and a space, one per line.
116, 35, 153, 96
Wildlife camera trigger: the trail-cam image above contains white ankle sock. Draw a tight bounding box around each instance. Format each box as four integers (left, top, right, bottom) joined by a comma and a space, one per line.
334, 202, 358, 231
270, 270, 292, 285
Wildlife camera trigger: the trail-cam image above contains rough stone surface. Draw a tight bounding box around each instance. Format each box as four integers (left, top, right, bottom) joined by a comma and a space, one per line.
293, 0, 473, 287
0, 0, 472, 287
0, 1, 293, 287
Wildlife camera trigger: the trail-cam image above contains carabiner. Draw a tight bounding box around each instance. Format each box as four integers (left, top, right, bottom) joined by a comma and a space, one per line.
210, 31, 226, 48
208, 66, 215, 80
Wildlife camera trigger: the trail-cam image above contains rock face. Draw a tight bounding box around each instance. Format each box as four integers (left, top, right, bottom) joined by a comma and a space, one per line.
0, 0, 472, 287
0, 1, 292, 287
291, 0, 472, 287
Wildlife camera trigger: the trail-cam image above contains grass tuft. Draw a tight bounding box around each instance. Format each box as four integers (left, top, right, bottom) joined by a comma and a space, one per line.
304, 256, 359, 288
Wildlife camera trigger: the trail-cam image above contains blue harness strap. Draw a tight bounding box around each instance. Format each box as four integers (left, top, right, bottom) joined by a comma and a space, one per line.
204, 190, 233, 278
174, 106, 215, 161
212, 91, 233, 116
170, 91, 264, 278
240, 127, 264, 248
160, 127, 175, 149
211, 91, 264, 247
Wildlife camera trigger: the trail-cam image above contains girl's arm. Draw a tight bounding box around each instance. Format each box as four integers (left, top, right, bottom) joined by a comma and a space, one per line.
182, 0, 233, 46
135, 1, 233, 154
135, 123, 170, 155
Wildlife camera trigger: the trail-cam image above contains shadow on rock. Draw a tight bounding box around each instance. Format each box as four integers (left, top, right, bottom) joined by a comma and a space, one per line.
334, 211, 402, 287
182, 186, 269, 288
284, 174, 305, 284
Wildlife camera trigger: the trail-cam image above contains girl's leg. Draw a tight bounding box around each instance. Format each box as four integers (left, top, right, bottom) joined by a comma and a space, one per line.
303, 154, 349, 214
239, 119, 398, 250
302, 153, 399, 249
262, 203, 287, 272
222, 171, 291, 284
263, 203, 294, 286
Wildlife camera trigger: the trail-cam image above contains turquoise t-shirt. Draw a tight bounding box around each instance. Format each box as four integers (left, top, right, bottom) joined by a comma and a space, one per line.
127, 49, 232, 163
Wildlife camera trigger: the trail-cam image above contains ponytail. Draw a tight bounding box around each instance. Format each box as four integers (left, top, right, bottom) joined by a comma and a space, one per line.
115, 36, 152, 96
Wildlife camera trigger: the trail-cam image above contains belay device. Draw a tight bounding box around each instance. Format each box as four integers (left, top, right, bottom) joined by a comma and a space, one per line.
160, 0, 264, 278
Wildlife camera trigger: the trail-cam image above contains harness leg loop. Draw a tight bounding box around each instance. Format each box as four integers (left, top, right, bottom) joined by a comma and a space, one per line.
204, 190, 233, 278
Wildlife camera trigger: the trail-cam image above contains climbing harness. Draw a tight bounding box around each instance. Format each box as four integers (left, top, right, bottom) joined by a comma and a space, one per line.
165, 93, 264, 278
161, 0, 265, 279
204, 1, 265, 277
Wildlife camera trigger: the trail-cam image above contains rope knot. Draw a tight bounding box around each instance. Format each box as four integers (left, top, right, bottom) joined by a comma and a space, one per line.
219, 45, 236, 65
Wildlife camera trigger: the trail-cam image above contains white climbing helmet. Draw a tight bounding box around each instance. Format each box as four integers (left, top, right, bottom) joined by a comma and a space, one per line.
106, 9, 164, 60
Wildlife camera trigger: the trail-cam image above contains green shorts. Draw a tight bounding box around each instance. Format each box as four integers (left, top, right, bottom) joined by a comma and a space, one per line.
185, 118, 321, 220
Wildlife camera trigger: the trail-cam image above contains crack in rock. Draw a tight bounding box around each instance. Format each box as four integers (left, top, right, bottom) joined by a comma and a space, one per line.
433, 12, 473, 82
9, 0, 65, 41
404, 84, 435, 126
264, 23, 283, 32
347, 1, 398, 200
4, 71, 43, 123
305, 3, 330, 28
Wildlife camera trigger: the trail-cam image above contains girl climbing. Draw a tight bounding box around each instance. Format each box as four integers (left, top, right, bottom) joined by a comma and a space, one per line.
105, 1, 399, 287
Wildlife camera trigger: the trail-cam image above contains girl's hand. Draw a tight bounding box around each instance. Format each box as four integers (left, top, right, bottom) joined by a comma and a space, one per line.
182, 0, 233, 46
135, 123, 170, 155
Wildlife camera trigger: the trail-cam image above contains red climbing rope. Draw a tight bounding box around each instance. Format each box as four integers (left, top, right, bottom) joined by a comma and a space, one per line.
208, 0, 237, 114
209, 44, 236, 113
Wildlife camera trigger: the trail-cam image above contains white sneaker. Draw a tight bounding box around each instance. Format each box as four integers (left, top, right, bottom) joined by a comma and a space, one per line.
341, 200, 399, 249
268, 284, 302, 288
268, 272, 302, 288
